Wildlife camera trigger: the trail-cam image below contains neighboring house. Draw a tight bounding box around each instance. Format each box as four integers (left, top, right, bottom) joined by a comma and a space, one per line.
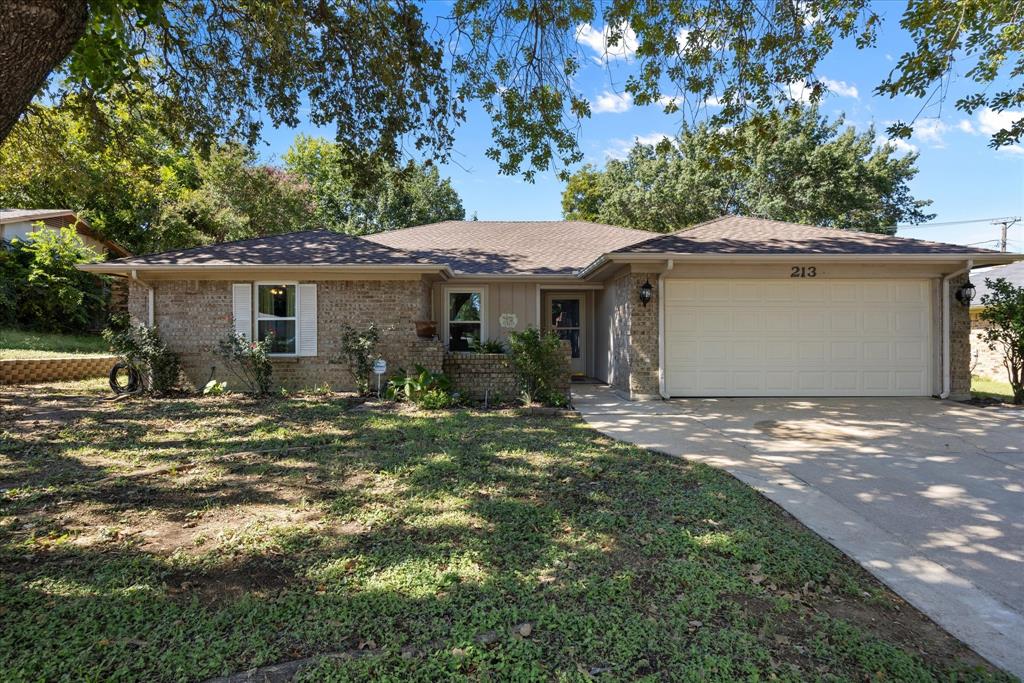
0, 209, 131, 258
80, 215, 1021, 399
968, 261, 1024, 381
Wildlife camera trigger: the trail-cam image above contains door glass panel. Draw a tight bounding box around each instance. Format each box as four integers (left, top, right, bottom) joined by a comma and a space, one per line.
551, 299, 579, 328
551, 299, 581, 359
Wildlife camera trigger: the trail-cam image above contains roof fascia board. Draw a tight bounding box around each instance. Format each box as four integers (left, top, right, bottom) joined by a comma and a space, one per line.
78, 263, 454, 277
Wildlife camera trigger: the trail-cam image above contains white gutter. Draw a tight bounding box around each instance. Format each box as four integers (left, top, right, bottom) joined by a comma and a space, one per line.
940, 259, 972, 399
130, 269, 155, 328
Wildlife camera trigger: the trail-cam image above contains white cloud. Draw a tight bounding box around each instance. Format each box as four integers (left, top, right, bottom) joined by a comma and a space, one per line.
876, 135, 918, 154
675, 28, 690, 51
704, 94, 723, 107
657, 94, 682, 109
576, 22, 637, 61
821, 77, 858, 99
603, 132, 672, 159
977, 107, 1023, 136
592, 90, 632, 114
957, 119, 976, 134
998, 145, 1024, 155
787, 80, 813, 103
913, 118, 949, 147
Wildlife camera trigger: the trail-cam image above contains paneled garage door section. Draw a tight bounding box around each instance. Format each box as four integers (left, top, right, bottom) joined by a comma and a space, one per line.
664, 279, 933, 397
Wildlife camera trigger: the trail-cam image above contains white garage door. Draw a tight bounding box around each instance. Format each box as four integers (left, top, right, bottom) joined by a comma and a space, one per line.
664, 279, 933, 397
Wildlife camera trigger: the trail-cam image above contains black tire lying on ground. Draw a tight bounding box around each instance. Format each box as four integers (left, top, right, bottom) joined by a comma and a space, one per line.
109, 362, 142, 395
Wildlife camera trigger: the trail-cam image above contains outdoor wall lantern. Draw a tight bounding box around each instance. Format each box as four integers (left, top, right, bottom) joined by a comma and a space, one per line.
954, 281, 976, 307
639, 279, 654, 307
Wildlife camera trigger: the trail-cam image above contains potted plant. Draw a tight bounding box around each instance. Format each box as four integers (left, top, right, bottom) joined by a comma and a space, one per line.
414, 320, 437, 338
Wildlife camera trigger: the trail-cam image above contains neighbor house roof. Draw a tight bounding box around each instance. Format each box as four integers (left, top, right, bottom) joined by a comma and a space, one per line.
79, 230, 448, 273
972, 261, 1024, 305
614, 215, 1000, 256
0, 208, 131, 257
363, 220, 654, 275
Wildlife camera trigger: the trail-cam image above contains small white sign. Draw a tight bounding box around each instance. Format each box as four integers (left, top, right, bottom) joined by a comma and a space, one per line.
372, 359, 387, 375
499, 313, 518, 329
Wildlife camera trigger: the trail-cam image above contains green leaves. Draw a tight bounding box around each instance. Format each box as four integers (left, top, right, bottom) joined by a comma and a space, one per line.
561, 106, 934, 233
978, 277, 1024, 403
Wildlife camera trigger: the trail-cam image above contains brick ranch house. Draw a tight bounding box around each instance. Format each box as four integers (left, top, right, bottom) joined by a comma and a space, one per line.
80, 216, 1021, 400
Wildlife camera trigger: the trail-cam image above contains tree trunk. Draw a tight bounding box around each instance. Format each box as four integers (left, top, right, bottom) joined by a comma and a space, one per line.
0, 0, 88, 143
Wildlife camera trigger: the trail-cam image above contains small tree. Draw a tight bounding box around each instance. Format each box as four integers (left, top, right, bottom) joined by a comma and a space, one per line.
978, 278, 1024, 404
215, 330, 274, 395
333, 323, 380, 394
507, 328, 570, 406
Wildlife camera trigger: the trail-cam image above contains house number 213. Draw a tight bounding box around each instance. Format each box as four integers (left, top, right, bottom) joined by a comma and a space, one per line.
790, 266, 817, 278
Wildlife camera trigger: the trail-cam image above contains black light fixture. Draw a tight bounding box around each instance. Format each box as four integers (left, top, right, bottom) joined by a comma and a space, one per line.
954, 281, 977, 306
639, 279, 654, 307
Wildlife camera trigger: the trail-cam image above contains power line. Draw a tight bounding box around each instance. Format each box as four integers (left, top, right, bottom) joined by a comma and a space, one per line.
992, 217, 1021, 252
894, 216, 1020, 231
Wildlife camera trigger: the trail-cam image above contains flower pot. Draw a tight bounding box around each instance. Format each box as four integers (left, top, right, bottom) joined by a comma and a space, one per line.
415, 320, 437, 338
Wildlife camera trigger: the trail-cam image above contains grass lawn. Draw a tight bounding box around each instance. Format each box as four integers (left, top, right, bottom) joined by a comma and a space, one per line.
0, 379, 1010, 682
971, 375, 1017, 403
0, 327, 110, 359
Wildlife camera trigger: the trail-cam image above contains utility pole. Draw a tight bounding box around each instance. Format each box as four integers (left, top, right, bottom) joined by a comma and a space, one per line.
991, 217, 1021, 252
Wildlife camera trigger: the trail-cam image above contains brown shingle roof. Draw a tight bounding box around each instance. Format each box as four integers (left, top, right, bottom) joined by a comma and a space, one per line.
100, 230, 442, 267
364, 220, 654, 275
615, 215, 999, 255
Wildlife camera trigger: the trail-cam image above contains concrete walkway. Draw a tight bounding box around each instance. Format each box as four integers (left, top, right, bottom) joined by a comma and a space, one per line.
575, 386, 1024, 678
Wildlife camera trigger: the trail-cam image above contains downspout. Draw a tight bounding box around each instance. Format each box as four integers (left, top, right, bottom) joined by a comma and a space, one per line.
940, 259, 972, 399
130, 269, 155, 328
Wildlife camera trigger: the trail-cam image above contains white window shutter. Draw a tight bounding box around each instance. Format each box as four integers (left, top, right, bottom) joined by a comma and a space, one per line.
297, 284, 317, 356
232, 283, 252, 340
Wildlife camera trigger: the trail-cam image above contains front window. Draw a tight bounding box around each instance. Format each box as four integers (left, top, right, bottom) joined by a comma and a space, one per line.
448, 290, 482, 351
257, 284, 296, 354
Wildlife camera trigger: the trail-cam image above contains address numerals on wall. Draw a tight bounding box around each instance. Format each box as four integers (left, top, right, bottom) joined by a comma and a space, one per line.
790, 266, 817, 278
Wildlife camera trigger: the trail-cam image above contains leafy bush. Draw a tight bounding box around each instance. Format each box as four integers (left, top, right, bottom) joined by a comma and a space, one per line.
507, 327, 569, 406
102, 314, 181, 394
333, 323, 380, 394
471, 337, 506, 354
386, 364, 460, 407
3, 227, 108, 333
202, 379, 228, 396
215, 330, 274, 395
978, 277, 1024, 404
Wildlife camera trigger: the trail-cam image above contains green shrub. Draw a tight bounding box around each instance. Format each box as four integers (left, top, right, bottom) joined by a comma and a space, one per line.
978, 277, 1024, 404
3, 227, 108, 333
215, 329, 274, 395
471, 337, 505, 354
102, 314, 182, 394
386, 364, 460, 407
417, 388, 457, 409
202, 379, 228, 396
507, 327, 569, 406
333, 323, 380, 394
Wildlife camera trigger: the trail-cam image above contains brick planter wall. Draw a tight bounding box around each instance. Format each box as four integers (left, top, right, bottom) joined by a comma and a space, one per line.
0, 355, 118, 385
444, 343, 572, 403
444, 352, 518, 402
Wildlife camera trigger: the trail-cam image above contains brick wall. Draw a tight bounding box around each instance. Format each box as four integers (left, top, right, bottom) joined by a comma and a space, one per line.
0, 355, 118, 384
970, 310, 1011, 383
131, 279, 441, 392
608, 271, 661, 399
443, 352, 518, 401
948, 273, 972, 400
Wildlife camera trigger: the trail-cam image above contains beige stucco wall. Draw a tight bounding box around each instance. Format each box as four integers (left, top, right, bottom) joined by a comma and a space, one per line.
129, 278, 439, 392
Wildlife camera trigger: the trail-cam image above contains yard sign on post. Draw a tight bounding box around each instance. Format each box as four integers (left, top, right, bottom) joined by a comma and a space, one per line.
373, 358, 387, 398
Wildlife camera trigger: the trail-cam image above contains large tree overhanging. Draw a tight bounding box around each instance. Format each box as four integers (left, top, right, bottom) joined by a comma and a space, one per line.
1, 0, 1021, 182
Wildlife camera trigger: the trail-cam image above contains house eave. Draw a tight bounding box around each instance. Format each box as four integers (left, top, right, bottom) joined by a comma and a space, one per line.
577, 251, 1024, 279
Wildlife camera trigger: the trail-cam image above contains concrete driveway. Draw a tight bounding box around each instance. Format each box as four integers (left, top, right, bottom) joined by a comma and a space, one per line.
575, 386, 1024, 678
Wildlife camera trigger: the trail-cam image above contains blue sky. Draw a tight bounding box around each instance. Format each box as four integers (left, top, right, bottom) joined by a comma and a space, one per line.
259, 5, 1023, 250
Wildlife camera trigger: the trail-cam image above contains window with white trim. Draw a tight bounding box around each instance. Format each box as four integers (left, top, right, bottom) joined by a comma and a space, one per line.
256, 283, 297, 354
447, 289, 484, 351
